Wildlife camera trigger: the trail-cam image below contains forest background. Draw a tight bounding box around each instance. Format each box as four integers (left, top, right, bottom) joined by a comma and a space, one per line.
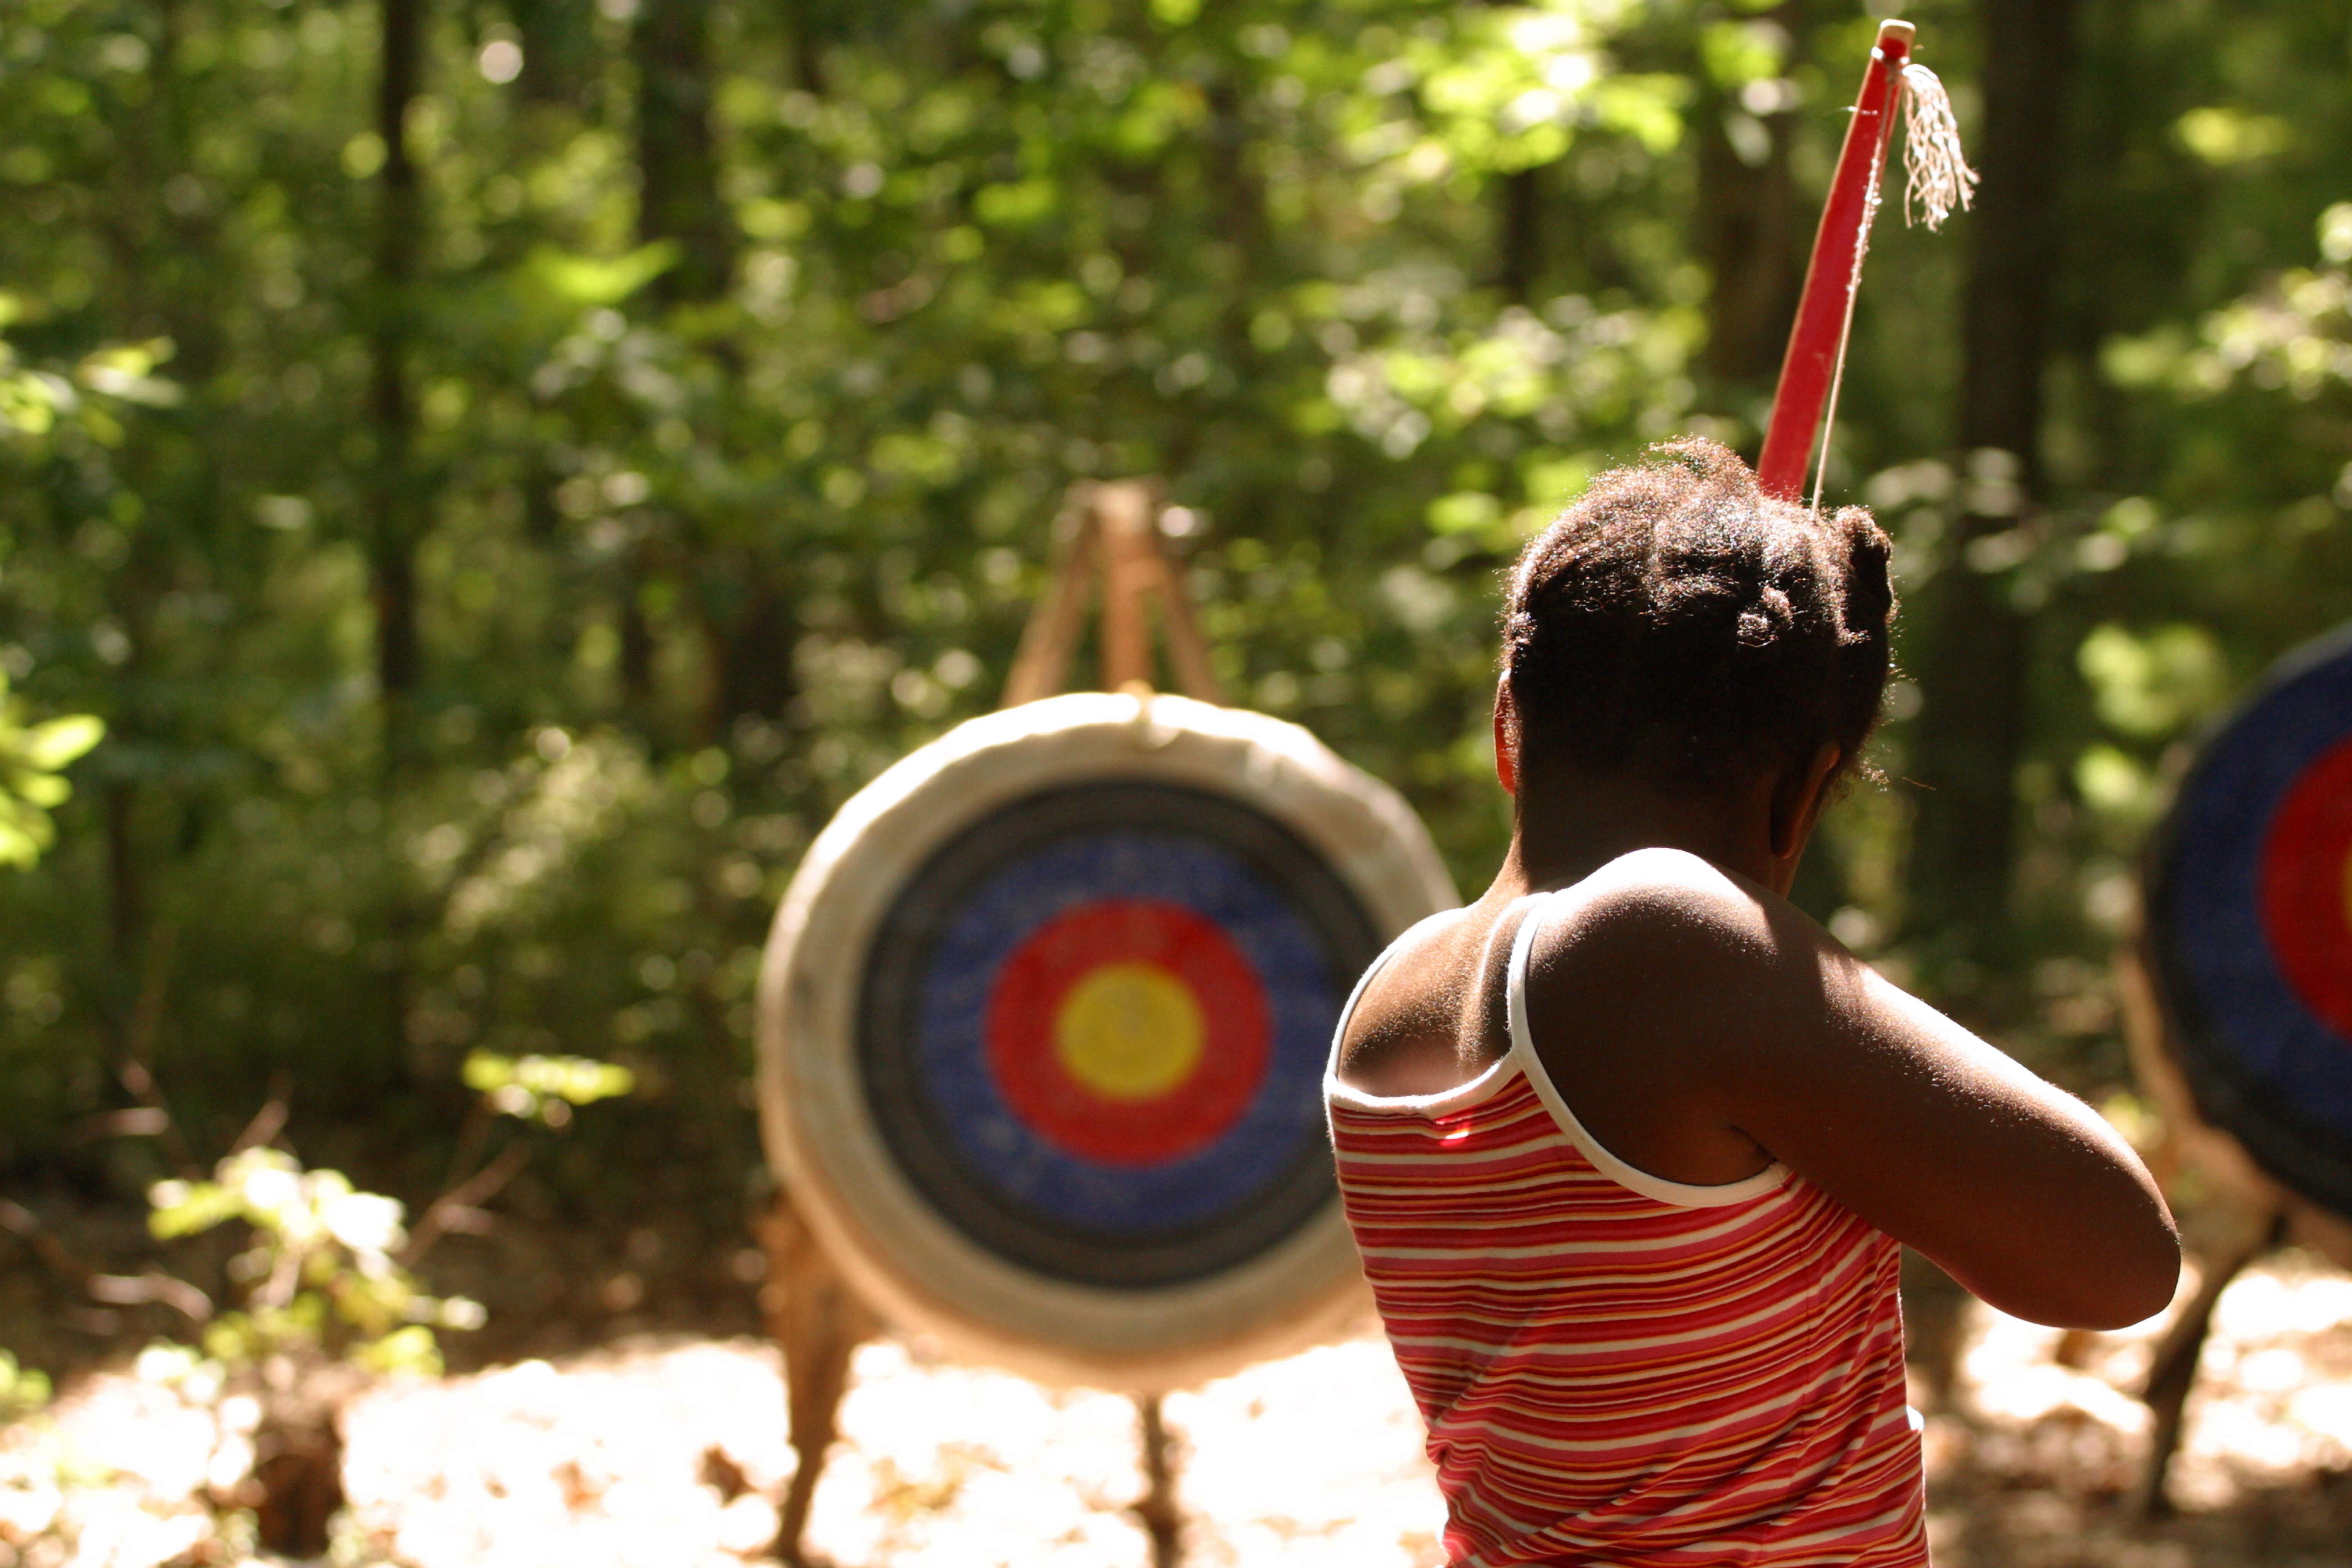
1, 0, 2349, 1349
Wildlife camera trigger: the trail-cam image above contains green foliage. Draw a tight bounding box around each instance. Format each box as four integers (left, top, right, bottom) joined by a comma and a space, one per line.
2078, 624, 2229, 741
149, 1149, 482, 1376
0, 0, 2340, 1195
0, 0, 1729, 1181
462, 1048, 635, 1127
0, 305, 151, 873
0, 1349, 51, 1423
523, 242, 681, 308
0, 679, 100, 869
0, 316, 180, 441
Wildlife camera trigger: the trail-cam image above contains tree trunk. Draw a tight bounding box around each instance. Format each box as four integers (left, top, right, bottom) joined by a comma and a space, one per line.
789, 14, 831, 98
1497, 165, 1547, 304
619, 561, 657, 717
634, 3, 734, 305
1901, 0, 2078, 973
510, 0, 595, 109
1205, 75, 1264, 359
1481, 0, 1552, 308
633, 8, 798, 743
369, 0, 427, 767
366, 0, 429, 1086
106, 784, 142, 962
1697, 97, 1800, 392
708, 572, 797, 737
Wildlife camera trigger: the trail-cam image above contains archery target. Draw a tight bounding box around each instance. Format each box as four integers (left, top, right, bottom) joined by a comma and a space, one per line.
860, 782, 1373, 1287
757, 693, 1456, 1388
2148, 624, 2352, 1216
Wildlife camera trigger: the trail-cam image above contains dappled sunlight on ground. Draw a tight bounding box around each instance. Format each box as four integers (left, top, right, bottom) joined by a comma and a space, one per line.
345, 1345, 794, 1568
6, 1254, 2352, 1566
1922, 1251, 2352, 1566
351, 1331, 1442, 1568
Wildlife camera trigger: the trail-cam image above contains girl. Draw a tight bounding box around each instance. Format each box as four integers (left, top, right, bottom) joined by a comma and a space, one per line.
1326, 441, 2177, 1566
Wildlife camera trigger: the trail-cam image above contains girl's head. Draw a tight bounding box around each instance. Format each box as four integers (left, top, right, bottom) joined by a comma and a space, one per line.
1501, 438, 1895, 800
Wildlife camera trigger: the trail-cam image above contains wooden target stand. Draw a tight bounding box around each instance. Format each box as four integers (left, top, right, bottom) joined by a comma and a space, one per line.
755, 482, 1245, 1567
2118, 946, 2352, 1516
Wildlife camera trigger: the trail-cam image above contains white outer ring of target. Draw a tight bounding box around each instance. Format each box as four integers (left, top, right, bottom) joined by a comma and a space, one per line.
755, 691, 1458, 1391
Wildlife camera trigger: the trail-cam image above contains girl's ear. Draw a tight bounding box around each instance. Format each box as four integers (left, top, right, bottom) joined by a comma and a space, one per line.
1769, 742, 1844, 861
1493, 678, 1519, 797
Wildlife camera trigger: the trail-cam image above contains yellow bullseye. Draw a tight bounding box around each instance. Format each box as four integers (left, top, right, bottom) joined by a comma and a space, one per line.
1054, 962, 1204, 1101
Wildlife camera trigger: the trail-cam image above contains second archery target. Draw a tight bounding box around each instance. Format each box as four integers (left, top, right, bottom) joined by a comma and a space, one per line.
2147, 624, 2352, 1216
757, 693, 1455, 1387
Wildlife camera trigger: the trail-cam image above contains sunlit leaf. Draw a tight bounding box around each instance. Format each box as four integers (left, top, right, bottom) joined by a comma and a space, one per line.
19, 715, 102, 772
522, 242, 681, 306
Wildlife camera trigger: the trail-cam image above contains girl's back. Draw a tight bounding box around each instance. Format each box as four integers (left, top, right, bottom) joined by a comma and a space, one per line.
1330, 885, 1922, 1566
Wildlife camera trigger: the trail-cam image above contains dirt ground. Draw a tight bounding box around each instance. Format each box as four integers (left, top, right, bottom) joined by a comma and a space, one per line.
4, 1250, 2350, 1567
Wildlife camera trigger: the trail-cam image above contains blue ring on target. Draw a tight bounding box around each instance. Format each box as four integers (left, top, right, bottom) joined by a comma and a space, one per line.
859, 781, 1381, 1288
2150, 623, 2352, 1213
917, 835, 1330, 1230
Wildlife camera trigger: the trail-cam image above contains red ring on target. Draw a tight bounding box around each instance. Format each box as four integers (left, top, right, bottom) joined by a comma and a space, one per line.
2261, 734, 2352, 1044
985, 899, 1270, 1166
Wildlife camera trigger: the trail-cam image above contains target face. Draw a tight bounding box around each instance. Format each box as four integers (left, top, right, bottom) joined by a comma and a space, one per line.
861, 782, 1379, 1287
2150, 626, 2352, 1215
756, 693, 1456, 1386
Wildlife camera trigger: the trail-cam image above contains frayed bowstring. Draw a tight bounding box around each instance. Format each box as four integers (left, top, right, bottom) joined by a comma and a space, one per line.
1808, 150, 1880, 515
1898, 63, 1977, 230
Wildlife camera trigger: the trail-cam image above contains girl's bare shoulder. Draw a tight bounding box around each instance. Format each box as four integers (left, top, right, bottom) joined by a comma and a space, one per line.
1520, 848, 1859, 1084
1339, 905, 1482, 1044
1548, 848, 1787, 951
1333, 905, 1504, 1095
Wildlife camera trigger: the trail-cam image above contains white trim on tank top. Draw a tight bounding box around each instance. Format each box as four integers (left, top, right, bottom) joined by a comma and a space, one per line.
1326, 890, 1789, 1209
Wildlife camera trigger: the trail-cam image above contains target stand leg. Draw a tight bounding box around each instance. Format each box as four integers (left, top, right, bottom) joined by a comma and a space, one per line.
2133, 1204, 2283, 1520
1131, 1393, 1184, 1568
758, 1189, 881, 1566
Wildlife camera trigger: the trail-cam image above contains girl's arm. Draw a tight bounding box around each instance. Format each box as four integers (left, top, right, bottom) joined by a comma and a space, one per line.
1534, 851, 2180, 1330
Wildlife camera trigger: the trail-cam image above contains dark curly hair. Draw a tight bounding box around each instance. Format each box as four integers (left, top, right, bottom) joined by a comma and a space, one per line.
1501, 438, 1896, 796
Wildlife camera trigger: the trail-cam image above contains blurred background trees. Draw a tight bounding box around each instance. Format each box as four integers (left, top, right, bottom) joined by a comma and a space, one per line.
0, 0, 2346, 1251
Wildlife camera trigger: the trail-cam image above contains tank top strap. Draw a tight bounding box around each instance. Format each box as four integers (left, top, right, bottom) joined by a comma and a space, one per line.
1502, 887, 1553, 1059
1504, 887, 1790, 1208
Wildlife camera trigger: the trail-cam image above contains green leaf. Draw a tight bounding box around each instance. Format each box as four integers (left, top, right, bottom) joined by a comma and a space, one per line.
2175, 107, 2292, 167
19, 715, 102, 771
1428, 492, 1502, 536
522, 242, 682, 306
972, 180, 1058, 228
510, 1053, 636, 1106
1592, 77, 1688, 156
148, 1179, 243, 1240
357, 1324, 444, 1376
461, 1050, 516, 1094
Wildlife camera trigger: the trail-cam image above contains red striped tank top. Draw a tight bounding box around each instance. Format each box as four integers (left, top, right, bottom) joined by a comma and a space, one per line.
1326, 893, 1927, 1567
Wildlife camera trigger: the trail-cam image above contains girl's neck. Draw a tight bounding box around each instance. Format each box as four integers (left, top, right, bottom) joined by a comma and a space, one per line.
1488, 767, 1782, 902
